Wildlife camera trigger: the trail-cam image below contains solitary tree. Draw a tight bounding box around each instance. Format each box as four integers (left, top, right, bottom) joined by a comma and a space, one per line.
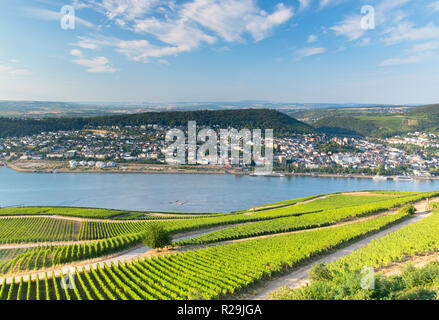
142, 224, 172, 249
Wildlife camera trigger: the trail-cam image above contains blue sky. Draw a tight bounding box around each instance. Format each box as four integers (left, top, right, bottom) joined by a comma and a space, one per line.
0, 0, 438, 104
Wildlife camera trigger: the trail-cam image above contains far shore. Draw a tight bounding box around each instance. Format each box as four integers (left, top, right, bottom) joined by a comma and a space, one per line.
1, 160, 438, 181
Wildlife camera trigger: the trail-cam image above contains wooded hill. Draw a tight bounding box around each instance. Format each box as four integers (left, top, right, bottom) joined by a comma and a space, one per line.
0, 109, 313, 138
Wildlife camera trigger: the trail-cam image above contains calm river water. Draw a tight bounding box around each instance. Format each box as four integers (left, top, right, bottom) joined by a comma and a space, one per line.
1, 167, 439, 213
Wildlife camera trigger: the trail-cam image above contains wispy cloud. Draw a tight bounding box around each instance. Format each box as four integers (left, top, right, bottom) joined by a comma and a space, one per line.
330, 0, 412, 42
0, 64, 31, 76
379, 53, 431, 66
382, 22, 439, 45
330, 15, 365, 41
23, 7, 95, 28
296, 46, 326, 58
428, 1, 439, 12
298, 0, 311, 11
319, 0, 331, 9
307, 34, 318, 43
70, 49, 83, 57
411, 41, 439, 52
70, 50, 118, 73
75, 0, 293, 62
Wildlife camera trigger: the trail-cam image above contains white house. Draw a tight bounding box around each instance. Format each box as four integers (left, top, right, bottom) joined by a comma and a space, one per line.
96, 161, 106, 169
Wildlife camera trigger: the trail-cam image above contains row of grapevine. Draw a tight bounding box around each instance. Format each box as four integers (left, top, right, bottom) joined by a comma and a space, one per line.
328, 212, 439, 274
0, 206, 229, 221
0, 217, 78, 244
0, 207, 128, 219
0, 234, 142, 275
76, 192, 439, 241
176, 194, 432, 245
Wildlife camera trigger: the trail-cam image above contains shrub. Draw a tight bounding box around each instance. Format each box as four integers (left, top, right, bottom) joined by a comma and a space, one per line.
396, 288, 436, 300
309, 263, 334, 282
142, 224, 172, 249
401, 263, 438, 289
399, 205, 416, 215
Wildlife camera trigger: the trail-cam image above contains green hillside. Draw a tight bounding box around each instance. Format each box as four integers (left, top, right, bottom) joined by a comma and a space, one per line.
406, 104, 439, 117
314, 104, 439, 137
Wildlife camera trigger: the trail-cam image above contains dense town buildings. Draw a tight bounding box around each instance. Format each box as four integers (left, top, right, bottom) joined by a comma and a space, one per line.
1, 125, 438, 176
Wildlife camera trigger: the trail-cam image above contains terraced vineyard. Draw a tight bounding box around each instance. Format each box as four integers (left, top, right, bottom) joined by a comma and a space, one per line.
0, 209, 412, 300
0, 190, 438, 301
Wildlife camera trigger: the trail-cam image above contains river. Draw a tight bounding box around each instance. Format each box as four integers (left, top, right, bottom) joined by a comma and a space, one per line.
1, 167, 439, 213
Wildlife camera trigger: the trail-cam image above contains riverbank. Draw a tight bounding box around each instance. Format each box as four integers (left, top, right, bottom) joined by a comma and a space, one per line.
4, 160, 229, 175
3, 160, 437, 181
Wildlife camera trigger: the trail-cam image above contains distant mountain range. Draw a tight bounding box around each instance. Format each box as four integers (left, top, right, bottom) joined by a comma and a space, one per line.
0, 100, 412, 119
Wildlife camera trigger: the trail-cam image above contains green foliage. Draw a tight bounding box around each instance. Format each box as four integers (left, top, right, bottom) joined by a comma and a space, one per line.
399, 205, 416, 215
142, 224, 172, 249
309, 263, 334, 282
396, 288, 437, 300
272, 262, 439, 301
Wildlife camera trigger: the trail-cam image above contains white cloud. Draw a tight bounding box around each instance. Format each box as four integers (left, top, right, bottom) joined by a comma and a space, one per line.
376, 0, 410, 15
158, 59, 170, 65
74, 36, 109, 50
379, 53, 431, 66
307, 34, 318, 43
382, 22, 439, 45
319, 0, 331, 9
245, 3, 294, 42
298, 0, 311, 11
330, 15, 365, 41
23, 7, 95, 28
429, 1, 439, 12
297, 46, 326, 57
72, 0, 92, 10
0, 64, 31, 76
134, 16, 217, 52
115, 39, 182, 61
78, 0, 293, 62
330, 0, 412, 42
71, 53, 118, 73
357, 37, 371, 46
70, 49, 83, 57
134, 0, 293, 45
411, 41, 439, 52
92, 0, 161, 21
